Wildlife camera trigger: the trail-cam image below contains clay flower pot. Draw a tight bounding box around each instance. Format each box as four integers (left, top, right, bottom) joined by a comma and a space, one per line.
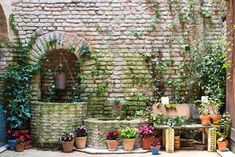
122, 138, 136, 150
24, 141, 30, 150
217, 140, 228, 151
62, 140, 74, 153
141, 137, 153, 150
16, 143, 25, 152
107, 140, 118, 151
75, 136, 87, 149
211, 115, 220, 125
200, 115, 211, 126
174, 135, 180, 150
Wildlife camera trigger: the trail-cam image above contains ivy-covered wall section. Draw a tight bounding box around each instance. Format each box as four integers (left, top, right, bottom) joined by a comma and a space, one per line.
0, 0, 227, 118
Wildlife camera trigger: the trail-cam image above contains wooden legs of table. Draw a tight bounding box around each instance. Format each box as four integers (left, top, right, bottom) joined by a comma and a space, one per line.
165, 128, 174, 153
208, 128, 217, 152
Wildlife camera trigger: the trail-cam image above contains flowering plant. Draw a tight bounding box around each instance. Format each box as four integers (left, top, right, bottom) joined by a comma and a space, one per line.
59, 132, 74, 142
16, 135, 25, 145
7, 130, 19, 139
24, 134, 31, 142
151, 140, 161, 147
138, 124, 154, 139
105, 129, 120, 140
74, 125, 88, 137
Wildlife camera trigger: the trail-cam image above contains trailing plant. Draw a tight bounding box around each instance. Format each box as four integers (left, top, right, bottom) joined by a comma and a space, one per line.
1, 14, 40, 129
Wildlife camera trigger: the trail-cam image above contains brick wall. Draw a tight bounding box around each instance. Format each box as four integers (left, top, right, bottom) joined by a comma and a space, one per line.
0, 0, 226, 116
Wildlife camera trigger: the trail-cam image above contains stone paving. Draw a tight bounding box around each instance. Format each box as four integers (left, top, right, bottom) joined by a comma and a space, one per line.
0, 149, 219, 157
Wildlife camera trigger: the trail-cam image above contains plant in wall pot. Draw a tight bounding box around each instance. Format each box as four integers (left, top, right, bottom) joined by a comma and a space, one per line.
120, 127, 138, 151
217, 112, 231, 151
15, 135, 25, 152
74, 125, 88, 149
7, 130, 19, 150
151, 140, 161, 155
59, 132, 74, 153
138, 124, 154, 149
105, 129, 120, 151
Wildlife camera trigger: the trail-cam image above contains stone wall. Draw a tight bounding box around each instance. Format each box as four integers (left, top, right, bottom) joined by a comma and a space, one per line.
30, 101, 87, 149
1, 0, 226, 116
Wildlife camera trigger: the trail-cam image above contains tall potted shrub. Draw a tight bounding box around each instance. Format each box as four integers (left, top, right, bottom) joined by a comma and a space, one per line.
59, 132, 74, 153
120, 127, 138, 151
217, 112, 231, 151
138, 124, 154, 149
74, 125, 88, 149
105, 129, 120, 151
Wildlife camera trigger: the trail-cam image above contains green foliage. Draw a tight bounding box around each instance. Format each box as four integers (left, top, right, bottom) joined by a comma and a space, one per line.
120, 127, 138, 139
2, 14, 40, 129
217, 112, 231, 141
112, 97, 120, 105
79, 45, 91, 57
165, 116, 186, 127
200, 7, 212, 18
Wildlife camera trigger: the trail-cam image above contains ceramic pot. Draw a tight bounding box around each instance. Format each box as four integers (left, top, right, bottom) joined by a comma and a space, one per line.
122, 138, 136, 151
217, 140, 228, 151
8, 139, 16, 150
200, 115, 211, 126
106, 140, 118, 151
141, 136, 153, 150
16, 143, 25, 152
62, 140, 74, 153
75, 136, 87, 149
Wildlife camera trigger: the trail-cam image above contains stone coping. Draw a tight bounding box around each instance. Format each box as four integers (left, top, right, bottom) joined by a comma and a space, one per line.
31, 101, 86, 105
84, 118, 147, 124
75, 147, 150, 154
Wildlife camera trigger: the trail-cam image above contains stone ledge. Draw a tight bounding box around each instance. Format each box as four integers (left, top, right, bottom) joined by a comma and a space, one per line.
75, 147, 150, 154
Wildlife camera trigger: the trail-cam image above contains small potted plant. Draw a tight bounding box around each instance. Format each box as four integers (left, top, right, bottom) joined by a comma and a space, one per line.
120, 127, 138, 151
15, 135, 25, 152
151, 140, 161, 155
153, 128, 162, 145
7, 130, 19, 150
196, 100, 211, 126
217, 112, 231, 151
105, 129, 120, 151
24, 134, 31, 150
74, 125, 88, 149
59, 132, 74, 153
209, 99, 221, 125
138, 124, 154, 149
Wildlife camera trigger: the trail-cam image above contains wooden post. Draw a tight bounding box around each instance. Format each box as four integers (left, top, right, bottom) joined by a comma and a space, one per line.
226, 0, 235, 142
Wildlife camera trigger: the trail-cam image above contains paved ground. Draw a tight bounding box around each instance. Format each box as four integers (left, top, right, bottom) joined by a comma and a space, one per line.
0, 149, 219, 157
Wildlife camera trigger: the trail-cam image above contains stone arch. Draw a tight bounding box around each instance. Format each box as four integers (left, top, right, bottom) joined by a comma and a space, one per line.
30, 31, 89, 100
0, 4, 8, 43
29, 31, 88, 65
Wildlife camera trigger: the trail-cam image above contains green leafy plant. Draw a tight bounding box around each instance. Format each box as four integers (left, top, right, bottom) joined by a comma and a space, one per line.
120, 127, 138, 139
217, 112, 231, 142
200, 7, 212, 18
165, 116, 186, 127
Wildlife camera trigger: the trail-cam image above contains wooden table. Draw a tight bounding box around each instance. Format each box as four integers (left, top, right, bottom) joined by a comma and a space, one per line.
154, 124, 217, 153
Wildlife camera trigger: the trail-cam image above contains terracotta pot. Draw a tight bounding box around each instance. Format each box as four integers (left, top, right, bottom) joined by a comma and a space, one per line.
24, 141, 30, 150
200, 115, 211, 126
174, 142, 180, 150
19, 129, 29, 134
174, 135, 180, 141
217, 140, 228, 151
75, 136, 87, 149
141, 137, 153, 150
107, 140, 118, 151
62, 140, 74, 153
211, 115, 220, 125
16, 143, 25, 152
122, 138, 136, 151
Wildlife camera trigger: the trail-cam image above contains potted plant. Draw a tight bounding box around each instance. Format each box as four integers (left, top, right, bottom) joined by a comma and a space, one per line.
217, 112, 231, 151
151, 140, 161, 155
59, 132, 74, 153
7, 130, 19, 150
74, 125, 88, 149
196, 100, 211, 126
24, 134, 31, 150
138, 124, 154, 149
209, 99, 221, 125
105, 129, 120, 151
15, 135, 25, 152
153, 128, 162, 145
120, 127, 138, 151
